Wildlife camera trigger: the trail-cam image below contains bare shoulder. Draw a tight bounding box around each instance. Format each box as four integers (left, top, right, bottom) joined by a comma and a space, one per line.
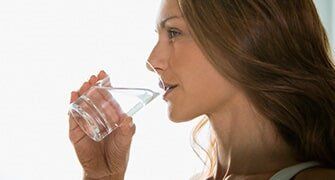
294, 167, 335, 180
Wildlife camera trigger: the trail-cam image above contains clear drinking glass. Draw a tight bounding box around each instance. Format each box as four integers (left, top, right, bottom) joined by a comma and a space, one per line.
68, 61, 165, 142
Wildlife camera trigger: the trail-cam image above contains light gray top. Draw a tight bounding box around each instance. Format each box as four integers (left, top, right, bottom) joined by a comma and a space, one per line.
190, 161, 320, 180
269, 161, 320, 180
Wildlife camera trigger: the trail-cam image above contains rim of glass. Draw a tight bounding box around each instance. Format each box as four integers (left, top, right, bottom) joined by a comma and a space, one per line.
95, 61, 165, 92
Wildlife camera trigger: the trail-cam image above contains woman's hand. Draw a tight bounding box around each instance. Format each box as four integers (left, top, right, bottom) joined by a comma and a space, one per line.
68, 71, 136, 180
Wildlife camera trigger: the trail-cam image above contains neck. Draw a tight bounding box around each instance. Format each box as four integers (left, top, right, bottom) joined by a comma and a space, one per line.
206, 93, 298, 179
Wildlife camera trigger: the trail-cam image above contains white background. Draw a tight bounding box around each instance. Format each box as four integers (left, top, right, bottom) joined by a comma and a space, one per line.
0, 0, 333, 180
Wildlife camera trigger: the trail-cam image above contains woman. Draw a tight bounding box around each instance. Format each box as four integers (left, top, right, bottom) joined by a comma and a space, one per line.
69, 0, 335, 179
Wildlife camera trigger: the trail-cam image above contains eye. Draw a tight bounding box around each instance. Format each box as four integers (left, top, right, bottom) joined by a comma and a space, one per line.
167, 28, 181, 40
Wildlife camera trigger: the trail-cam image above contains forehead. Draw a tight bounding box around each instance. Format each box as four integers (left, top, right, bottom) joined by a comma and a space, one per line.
156, 0, 182, 24
159, 0, 180, 14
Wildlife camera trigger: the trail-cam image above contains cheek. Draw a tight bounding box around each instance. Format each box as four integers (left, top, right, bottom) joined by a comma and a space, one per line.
167, 98, 203, 123
166, 42, 207, 121
167, 40, 238, 122
168, 77, 237, 123
175, 67, 238, 121
194, 78, 237, 113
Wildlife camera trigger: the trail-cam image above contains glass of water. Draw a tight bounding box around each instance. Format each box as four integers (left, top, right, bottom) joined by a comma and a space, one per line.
68, 61, 165, 142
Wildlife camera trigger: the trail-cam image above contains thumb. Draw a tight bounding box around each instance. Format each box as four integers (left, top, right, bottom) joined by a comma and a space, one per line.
119, 115, 136, 136
114, 115, 136, 147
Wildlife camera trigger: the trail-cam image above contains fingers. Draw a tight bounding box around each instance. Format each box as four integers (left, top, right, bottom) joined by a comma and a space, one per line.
119, 115, 136, 137
96, 70, 112, 87
77, 74, 99, 97
85, 88, 122, 125
70, 70, 108, 102
98, 70, 108, 80
68, 70, 108, 144
96, 88, 124, 115
112, 115, 136, 148
98, 77, 112, 87
88, 75, 98, 85
68, 109, 79, 130
78, 82, 91, 96
70, 91, 79, 103
69, 113, 88, 144
71, 69, 122, 124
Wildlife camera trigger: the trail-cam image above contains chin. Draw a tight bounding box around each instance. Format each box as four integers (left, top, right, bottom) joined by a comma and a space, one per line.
167, 106, 199, 123
168, 115, 189, 123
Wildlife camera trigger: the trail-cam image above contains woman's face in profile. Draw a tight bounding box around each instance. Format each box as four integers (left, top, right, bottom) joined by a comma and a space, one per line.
148, 0, 240, 122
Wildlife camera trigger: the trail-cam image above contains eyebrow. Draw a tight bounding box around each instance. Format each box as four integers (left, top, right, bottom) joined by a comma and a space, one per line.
156, 15, 182, 30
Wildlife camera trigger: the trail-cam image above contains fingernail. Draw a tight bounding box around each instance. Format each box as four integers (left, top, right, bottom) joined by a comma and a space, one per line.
70, 91, 77, 103
128, 121, 134, 127
89, 75, 97, 84
126, 116, 134, 127
97, 71, 104, 78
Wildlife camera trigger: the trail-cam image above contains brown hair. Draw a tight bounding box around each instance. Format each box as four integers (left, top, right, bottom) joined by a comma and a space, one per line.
177, 0, 335, 177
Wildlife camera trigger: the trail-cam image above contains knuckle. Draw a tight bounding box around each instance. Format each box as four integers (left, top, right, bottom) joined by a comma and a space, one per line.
68, 133, 74, 144
131, 124, 136, 135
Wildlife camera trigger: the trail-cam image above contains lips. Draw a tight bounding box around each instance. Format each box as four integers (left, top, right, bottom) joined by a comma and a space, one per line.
163, 84, 178, 100
165, 84, 178, 91
159, 81, 178, 92
159, 80, 178, 100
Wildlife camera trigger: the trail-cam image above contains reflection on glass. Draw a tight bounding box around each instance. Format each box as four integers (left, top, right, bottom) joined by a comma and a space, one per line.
68, 62, 164, 141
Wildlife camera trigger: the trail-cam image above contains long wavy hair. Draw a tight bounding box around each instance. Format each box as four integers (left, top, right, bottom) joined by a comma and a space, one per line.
177, 0, 335, 178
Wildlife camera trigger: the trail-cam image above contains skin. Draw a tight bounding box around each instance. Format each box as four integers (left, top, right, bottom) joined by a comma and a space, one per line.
69, 0, 335, 179
69, 71, 136, 180
148, 0, 239, 124
148, 0, 335, 179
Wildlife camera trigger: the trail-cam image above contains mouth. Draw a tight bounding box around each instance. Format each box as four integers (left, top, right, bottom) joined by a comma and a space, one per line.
159, 81, 178, 92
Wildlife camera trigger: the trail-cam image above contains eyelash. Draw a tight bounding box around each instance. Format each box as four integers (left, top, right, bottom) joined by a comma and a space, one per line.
167, 28, 181, 40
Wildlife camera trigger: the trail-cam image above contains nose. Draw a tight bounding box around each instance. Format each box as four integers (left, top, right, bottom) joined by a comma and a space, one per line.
146, 41, 170, 75
146, 60, 155, 72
